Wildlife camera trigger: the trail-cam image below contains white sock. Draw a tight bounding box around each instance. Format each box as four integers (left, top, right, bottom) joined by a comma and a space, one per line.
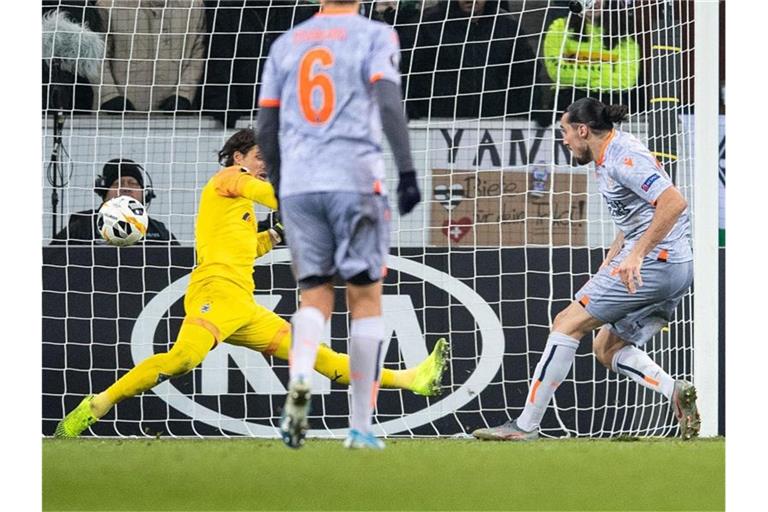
612, 345, 675, 399
517, 332, 579, 432
348, 316, 385, 434
289, 306, 325, 386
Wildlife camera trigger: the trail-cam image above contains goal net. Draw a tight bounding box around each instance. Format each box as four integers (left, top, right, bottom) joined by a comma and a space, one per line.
42, 0, 700, 439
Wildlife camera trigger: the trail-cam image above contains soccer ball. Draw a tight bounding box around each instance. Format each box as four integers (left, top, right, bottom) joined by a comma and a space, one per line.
97, 195, 149, 246
568, 0, 596, 14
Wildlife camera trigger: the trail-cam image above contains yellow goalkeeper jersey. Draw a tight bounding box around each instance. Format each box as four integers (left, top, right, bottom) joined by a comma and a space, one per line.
189, 165, 278, 293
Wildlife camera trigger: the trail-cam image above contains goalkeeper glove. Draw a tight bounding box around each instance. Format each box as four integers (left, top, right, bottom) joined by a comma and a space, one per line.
269, 222, 284, 245
397, 171, 421, 216
264, 211, 284, 245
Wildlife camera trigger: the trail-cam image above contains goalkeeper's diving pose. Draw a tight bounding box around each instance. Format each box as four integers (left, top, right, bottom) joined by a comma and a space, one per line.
55, 129, 447, 438
473, 98, 700, 442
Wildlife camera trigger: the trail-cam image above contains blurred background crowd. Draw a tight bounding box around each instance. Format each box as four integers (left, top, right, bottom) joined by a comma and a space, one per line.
43, 0, 710, 129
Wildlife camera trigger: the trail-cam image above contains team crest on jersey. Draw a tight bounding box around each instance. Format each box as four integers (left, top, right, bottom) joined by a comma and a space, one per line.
623, 156, 634, 168
641, 173, 661, 192
201, 303, 211, 314
606, 199, 629, 217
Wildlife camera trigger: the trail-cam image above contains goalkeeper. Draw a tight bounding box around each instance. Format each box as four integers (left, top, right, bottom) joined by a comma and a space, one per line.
56, 129, 447, 438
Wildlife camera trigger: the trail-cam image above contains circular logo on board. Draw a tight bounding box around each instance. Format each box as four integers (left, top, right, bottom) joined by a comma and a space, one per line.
131, 249, 504, 437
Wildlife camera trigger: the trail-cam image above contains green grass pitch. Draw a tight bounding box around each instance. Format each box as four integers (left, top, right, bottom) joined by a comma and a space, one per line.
43, 437, 724, 511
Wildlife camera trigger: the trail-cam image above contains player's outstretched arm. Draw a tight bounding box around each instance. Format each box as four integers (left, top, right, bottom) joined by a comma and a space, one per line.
215, 167, 278, 209
238, 174, 278, 209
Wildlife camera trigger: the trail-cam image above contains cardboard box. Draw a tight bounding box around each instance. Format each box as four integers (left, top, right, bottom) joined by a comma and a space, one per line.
430, 169, 587, 246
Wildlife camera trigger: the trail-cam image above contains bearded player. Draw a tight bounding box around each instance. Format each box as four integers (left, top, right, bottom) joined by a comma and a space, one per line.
474, 98, 700, 441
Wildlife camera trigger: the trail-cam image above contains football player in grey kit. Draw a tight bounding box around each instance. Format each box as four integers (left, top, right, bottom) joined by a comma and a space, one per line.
474, 97, 700, 441
255, 0, 421, 449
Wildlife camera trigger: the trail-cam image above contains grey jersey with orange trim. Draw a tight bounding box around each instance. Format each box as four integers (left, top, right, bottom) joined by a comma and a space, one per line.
596, 130, 692, 263
258, 13, 401, 198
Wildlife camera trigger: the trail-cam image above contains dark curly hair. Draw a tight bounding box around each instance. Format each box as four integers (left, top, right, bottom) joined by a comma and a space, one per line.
566, 97, 628, 132
218, 128, 259, 167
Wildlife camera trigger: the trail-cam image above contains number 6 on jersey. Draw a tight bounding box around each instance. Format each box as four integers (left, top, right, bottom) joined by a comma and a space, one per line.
298, 47, 335, 125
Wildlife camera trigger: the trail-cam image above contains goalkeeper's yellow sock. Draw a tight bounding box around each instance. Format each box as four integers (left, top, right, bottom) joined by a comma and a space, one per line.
271, 331, 409, 390
315, 343, 406, 389
90, 322, 215, 418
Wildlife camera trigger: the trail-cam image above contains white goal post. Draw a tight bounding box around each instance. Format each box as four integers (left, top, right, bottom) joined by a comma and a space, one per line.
692, 0, 719, 438
41, 0, 721, 439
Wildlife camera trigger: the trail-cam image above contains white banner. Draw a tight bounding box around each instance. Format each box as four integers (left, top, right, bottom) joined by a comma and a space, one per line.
44, 117, 660, 248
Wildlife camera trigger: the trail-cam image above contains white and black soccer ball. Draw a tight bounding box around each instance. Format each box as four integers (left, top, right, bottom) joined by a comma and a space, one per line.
97, 196, 149, 246
569, 0, 596, 14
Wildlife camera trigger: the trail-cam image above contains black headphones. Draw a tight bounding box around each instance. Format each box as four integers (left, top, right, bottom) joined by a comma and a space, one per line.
94, 158, 156, 207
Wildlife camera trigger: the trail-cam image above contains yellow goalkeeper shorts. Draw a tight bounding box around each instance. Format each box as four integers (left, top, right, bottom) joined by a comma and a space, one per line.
183, 277, 289, 355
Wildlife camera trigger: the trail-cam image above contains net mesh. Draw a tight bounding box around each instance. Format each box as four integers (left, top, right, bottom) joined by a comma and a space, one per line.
42, 0, 695, 438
